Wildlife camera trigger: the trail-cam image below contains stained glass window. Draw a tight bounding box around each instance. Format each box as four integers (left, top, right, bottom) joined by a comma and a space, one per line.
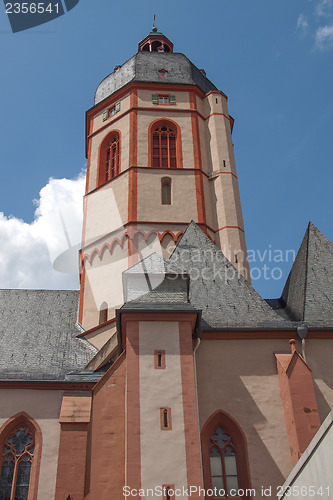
0, 425, 34, 500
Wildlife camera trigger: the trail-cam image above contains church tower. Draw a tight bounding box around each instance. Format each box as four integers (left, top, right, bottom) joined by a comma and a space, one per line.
79, 27, 250, 333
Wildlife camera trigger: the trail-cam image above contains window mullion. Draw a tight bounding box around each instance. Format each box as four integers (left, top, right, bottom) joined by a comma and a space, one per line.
116, 141, 119, 175
159, 132, 162, 168
10, 458, 19, 500
167, 132, 170, 169
221, 450, 228, 496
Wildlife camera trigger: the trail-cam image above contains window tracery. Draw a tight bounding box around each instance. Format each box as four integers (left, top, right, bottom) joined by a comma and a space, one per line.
153, 125, 177, 169
0, 424, 35, 500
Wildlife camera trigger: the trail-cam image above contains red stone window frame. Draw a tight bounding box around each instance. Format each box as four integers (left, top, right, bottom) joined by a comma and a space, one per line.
201, 410, 252, 499
0, 412, 42, 500
154, 350, 166, 369
152, 124, 176, 168
149, 119, 183, 169
98, 130, 121, 186
160, 408, 172, 430
163, 484, 175, 500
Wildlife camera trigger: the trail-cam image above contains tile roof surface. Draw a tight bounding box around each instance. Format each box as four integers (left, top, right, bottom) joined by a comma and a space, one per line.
0, 289, 97, 381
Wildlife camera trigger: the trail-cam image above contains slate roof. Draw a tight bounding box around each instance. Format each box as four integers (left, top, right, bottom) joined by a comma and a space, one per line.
273, 223, 333, 326
0, 290, 98, 381
123, 222, 291, 329
94, 52, 217, 105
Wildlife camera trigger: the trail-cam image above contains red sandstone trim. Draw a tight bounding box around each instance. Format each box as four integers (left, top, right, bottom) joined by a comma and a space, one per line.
125, 321, 141, 490
204, 112, 232, 123
78, 263, 85, 324
76, 317, 116, 338
275, 342, 321, 466
179, 321, 203, 498
210, 171, 238, 179
190, 91, 206, 228
85, 137, 92, 195
55, 422, 89, 499
216, 225, 245, 233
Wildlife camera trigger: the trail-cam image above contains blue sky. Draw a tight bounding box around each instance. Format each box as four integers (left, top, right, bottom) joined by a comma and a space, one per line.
0, 0, 332, 298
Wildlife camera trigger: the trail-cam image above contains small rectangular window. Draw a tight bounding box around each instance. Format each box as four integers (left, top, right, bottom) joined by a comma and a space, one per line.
109, 106, 116, 117
158, 95, 170, 105
160, 408, 172, 430
162, 485, 175, 500
154, 350, 166, 369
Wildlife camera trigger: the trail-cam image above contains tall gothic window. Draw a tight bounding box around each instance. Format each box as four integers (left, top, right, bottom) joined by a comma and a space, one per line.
201, 411, 252, 499
98, 131, 120, 186
0, 424, 35, 500
105, 134, 119, 181
153, 124, 177, 169
209, 426, 239, 493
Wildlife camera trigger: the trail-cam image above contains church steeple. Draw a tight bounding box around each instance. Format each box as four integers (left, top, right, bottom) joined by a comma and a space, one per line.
80, 30, 250, 331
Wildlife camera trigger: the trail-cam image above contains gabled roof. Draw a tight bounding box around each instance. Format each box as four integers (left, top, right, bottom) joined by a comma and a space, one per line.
123, 222, 287, 329
0, 290, 97, 381
280, 222, 333, 326
167, 222, 287, 329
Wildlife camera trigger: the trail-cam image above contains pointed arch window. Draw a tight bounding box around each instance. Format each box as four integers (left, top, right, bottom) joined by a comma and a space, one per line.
153, 124, 177, 169
201, 411, 252, 499
98, 131, 120, 186
0, 414, 42, 500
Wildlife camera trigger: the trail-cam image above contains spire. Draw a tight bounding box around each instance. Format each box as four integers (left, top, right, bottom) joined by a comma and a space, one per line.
152, 14, 157, 33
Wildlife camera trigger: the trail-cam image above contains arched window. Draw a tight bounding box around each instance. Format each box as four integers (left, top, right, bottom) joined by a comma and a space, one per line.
98, 131, 120, 186
161, 177, 171, 205
99, 302, 108, 324
0, 413, 42, 500
153, 124, 177, 169
201, 411, 252, 499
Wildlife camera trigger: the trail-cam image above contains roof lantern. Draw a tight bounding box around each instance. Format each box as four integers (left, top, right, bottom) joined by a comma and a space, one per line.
138, 17, 174, 53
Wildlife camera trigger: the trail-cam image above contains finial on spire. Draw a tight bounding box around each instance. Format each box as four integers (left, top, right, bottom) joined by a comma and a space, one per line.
152, 14, 157, 33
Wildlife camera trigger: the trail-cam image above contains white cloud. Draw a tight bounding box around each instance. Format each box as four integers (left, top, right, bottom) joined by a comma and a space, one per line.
0, 173, 85, 289
315, 24, 333, 48
297, 14, 309, 34
316, 0, 333, 17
